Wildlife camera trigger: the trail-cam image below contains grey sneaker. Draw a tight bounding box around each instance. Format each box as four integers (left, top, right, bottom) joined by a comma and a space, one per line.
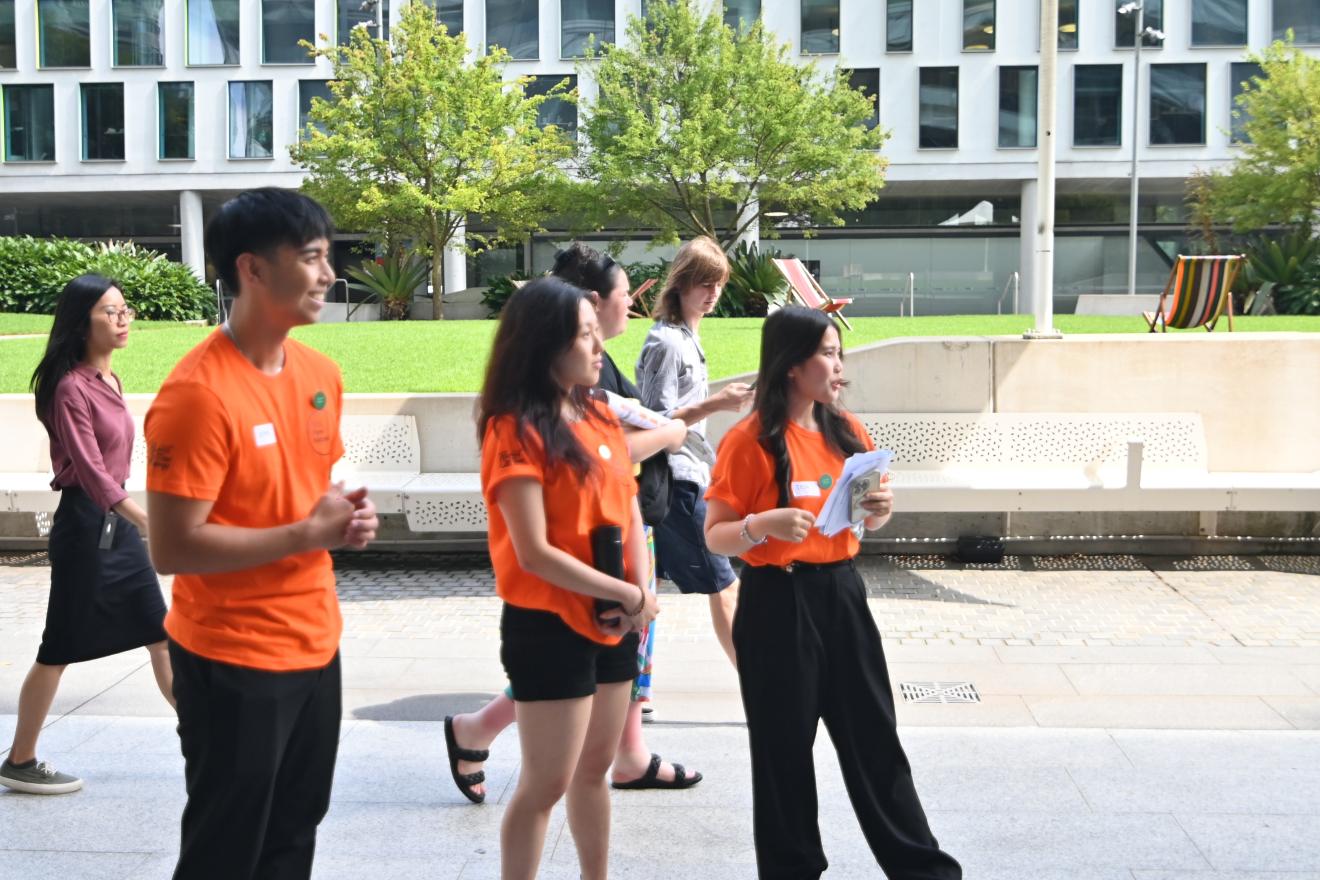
641, 704, 656, 724
0, 759, 83, 794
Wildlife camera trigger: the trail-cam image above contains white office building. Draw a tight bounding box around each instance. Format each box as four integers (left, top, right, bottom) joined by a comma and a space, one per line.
1, 0, 1317, 313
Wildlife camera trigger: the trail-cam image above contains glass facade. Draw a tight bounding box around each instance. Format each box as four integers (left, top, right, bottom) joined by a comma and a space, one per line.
228, 80, 274, 158
82, 83, 125, 160
1230, 61, 1263, 144
113, 0, 164, 66
998, 66, 1037, 148
801, 0, 840, 54
487, 0, 538, 59
1149, 63, 1206, 145
526, 74, 577, 138
1074, 64, 1123, 146
919, 67, 958, 149
848, 68, 879, 131
561, 0, 614, 58
1274, 0, 1320, 43
298, 79, 333, 139
1059, 0, 1079, 48
262, 0, 315, 64
3, 84, 56, 161
724, 0, 760, 33
887, 0, 912, 51
963, 0, 995, 51
158, 82, 194, 159
339, 0, 389, 43
38, 0, 91, 67
1115, 0, 1164, 48
422, 0, 463, 36
0, 1, 14, 69
188, 0, 240, 65
1192, 0, 1248, 45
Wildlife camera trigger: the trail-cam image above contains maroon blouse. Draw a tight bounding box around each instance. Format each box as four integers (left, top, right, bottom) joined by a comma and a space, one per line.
47, 364, 133, 512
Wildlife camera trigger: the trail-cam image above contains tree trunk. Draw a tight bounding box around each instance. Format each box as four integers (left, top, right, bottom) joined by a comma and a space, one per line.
431, 243, 446, 320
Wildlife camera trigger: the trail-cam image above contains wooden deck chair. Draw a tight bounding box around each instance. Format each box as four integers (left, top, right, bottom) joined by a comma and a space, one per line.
1142, 255, 1244, 333
626, 277, 658, 319
772, 258, 854, 330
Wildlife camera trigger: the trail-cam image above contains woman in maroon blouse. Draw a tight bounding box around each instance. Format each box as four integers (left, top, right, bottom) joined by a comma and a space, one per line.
0, 275, 174, 796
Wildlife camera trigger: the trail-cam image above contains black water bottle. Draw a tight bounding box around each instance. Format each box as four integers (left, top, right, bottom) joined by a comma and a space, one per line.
591, 524, 625, 621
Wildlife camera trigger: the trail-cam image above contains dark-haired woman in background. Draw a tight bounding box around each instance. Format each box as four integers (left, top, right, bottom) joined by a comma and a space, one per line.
446, 244, 701, 805
0, 275, 173, 796
704, 307, 961, 880
478, 276, 659, 879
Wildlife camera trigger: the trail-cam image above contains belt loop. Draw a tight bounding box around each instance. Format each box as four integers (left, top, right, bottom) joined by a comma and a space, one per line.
783, 562, 795, 574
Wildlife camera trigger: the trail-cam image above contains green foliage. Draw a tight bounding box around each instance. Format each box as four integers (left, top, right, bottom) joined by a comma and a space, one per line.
291, 2, 572, 318
725, 242, 790, 317
575, 0, 888, 251
621, 259, 670, 318
0, 236, 214, 321
346, 252, 430, 320
1245, 230, 1320, 314
480, 272, 534, 318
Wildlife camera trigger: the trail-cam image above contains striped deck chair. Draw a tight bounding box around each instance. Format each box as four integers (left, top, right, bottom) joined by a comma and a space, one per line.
771, 258, 854, 330
1142, 255, 1244, 333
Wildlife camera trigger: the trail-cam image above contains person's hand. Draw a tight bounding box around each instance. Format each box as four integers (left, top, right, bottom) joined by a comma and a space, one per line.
341, 486, 379, 550
662, 418, 688, 453
753, 508, 816, 543
625, 586, 659, 632
710, 382, 754, 413
303, 483, 355, 550
858, 474, 894, 518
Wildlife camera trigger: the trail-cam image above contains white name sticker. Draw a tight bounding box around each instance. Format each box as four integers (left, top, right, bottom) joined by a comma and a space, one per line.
253, 423, 277, 447
791, 480, 821, 498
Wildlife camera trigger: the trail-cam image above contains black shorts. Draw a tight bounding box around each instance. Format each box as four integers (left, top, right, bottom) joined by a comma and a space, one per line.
500, 603, 640, 702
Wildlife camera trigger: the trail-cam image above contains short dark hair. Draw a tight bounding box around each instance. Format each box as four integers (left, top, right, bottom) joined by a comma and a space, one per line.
551, 242, 623, 300
204, 188, 334, 293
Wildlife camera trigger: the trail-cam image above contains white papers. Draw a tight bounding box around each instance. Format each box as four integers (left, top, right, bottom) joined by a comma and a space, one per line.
816, 449, 894, 537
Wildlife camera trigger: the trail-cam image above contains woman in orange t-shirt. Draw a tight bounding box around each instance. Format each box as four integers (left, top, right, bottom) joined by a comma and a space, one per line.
478, 276, 659, 880
705, 307, 961, 880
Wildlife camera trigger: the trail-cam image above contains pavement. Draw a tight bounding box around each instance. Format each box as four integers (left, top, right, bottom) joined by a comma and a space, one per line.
2, 551, 1319, 879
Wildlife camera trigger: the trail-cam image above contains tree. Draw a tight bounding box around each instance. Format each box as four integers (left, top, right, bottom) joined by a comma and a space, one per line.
290, 2, 573, 318
1194, 39, 1320, 233
575, 0, 887, 251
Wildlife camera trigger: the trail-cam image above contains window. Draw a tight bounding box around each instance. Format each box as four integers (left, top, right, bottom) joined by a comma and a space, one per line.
229, 81, 274, 158
1230, 61, 1263, 144
188, 0, 240, 65
919, 67, 958, 149
339, 0, 389, 43
1274, 0, 1320, 43
848, 68, 879, 131
724, 0, 760, 33
113, 0, 165, 65
487, 0, 538, 59
422, 0, 463, 36
262, 0, 315, 64
562, 0, 614, 58
1, 1, 17, 69
1058, 0, 1079, 48
82, 84, 125, 160
298, 79, 333, 139
998, 66, 1037, 148
526, 74, 577, 138
802, 0, 840, 54
38, 0, 91, 67
3, 85, 56, 161
1074, 64, 1123, 146
1192, 0, 1248, 45
963, 0, 995, 51
1149, 63, 1205, 145
158, 82, 194, 159
1116, 0, 1164, 48
886, 0, 912, 51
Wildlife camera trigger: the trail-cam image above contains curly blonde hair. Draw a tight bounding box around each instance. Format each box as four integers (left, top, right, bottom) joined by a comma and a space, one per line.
656, 237, 730, 325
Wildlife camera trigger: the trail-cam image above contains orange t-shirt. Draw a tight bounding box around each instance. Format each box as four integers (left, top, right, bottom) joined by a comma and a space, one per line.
706, 411, 876, 568
481, 401, 637, 645
145, 330, 345, 671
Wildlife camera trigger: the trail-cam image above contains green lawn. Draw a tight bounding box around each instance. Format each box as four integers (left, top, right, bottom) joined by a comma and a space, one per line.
1, 314, 1317, 394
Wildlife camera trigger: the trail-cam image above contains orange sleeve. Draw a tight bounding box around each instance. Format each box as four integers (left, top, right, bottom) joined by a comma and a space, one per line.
481, 416, 545, 506
144, 381, 232, 502
706, 425, 773, 517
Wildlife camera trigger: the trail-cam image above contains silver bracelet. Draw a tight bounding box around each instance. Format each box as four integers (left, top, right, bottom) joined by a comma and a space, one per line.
740, 513, 768, 546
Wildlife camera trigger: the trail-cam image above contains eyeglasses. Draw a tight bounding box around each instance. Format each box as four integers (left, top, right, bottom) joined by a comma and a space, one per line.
101, 307, 136, 323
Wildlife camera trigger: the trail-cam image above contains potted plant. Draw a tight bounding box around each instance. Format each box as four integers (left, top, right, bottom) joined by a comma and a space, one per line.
346, 252, 430, 320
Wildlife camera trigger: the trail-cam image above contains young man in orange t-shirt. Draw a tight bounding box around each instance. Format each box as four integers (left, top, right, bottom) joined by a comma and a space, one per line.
145, 189, 378, 880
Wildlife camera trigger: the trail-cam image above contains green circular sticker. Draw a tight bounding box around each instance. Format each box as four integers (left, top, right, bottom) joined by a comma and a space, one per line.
312, 391, 327, 410
818, 474, 833, 489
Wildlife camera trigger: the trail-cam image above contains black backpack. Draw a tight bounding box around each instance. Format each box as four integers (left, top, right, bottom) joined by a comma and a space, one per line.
636, 451, 673, 528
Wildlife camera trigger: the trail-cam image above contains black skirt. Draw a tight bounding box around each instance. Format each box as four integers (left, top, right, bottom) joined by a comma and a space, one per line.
36, 487, 167, 665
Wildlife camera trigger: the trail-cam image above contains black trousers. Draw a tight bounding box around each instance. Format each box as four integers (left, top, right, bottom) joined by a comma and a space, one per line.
734, 562, 962, 880
169, 641, 342, 880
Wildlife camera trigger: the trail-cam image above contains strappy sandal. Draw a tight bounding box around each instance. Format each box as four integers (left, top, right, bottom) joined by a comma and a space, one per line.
611, 753, 703, 790
444, 716, 490, 804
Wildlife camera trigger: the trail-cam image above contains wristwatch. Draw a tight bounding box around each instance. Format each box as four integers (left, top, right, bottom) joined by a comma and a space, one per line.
740, 513, 768, 546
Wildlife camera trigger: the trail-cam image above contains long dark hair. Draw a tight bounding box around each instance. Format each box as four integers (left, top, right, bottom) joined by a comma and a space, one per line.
30, 274, 122, 426
753, 307, 865, 506
478, 276, 603, 478
551, 242, 623, 300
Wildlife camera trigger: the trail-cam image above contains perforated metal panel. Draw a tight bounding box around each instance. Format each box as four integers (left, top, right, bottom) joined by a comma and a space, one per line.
340, 415, 421, 471
403, 473, 487, 532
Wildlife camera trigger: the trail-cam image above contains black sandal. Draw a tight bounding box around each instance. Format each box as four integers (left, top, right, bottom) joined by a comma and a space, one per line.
611, 753, 703, 790
444, 715, 490, 804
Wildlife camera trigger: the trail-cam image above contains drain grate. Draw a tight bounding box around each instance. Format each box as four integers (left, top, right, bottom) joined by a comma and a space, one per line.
899, 682, 981, 704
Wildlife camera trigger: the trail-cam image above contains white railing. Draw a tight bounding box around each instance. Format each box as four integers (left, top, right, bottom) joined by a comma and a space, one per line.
899, 272, 916, 317
997, 272, 1020, 315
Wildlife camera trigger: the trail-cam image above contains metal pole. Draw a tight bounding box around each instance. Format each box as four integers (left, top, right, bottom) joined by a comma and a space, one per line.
1027, 0, 1061, 338
1127, 4, 1143, 297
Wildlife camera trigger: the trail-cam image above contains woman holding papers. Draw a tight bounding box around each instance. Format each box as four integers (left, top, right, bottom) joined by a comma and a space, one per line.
704, 307, 961, 880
